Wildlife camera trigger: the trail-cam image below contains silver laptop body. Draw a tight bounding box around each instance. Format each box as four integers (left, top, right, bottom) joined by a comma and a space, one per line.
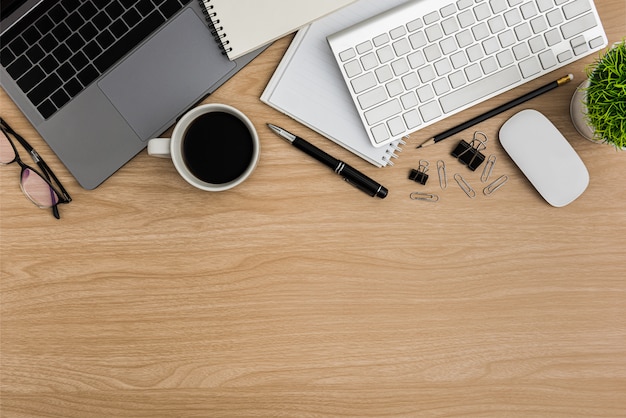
1, 0, 264, 189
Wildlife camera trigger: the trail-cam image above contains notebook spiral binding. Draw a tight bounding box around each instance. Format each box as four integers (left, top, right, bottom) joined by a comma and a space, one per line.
199, 0, 232, 55
382, 137, 406, 166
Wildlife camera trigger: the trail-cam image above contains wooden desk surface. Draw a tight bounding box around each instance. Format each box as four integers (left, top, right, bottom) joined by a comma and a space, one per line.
2, 2, 625, 416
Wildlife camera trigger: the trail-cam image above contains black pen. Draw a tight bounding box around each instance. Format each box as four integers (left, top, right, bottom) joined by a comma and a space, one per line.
416, 74, 574, 148
268, 124, 388, 199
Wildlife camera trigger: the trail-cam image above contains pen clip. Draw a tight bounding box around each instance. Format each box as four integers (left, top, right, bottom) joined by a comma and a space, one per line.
344, 177, 377, 197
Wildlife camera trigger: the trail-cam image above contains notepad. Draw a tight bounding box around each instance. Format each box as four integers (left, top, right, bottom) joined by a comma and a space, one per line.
199, 0, 357, 60
261, 0, 408, 167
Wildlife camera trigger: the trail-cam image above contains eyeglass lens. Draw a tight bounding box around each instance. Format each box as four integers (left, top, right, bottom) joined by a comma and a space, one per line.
1, 129, 60, 208
0, 129, 17, 164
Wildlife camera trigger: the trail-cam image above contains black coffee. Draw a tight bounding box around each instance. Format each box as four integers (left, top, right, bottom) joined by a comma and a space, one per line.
182, 111, 254, 184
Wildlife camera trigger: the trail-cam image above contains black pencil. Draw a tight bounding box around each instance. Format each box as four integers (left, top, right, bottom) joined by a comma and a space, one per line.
416, 74, 574, 149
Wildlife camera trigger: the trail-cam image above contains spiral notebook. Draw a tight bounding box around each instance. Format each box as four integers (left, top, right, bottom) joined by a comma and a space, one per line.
261, 0, 408, 167
199, 0, 356, 60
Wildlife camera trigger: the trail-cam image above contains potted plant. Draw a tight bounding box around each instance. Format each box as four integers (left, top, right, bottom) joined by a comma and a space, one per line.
570, 40, 626, 149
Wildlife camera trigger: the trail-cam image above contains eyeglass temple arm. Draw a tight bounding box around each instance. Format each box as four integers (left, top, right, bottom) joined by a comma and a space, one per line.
1, 118, 72, 202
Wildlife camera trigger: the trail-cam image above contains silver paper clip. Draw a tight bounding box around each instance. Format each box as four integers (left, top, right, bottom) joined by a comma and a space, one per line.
483, 175, 508, 196
454, 173, 476, 199
410, 192, 439, 202
481, 154, 497, 183
437, 160, 447, 190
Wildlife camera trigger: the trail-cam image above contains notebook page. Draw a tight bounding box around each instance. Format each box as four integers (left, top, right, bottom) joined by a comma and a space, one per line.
261, 0, 408, 167
208, 0, 357, 60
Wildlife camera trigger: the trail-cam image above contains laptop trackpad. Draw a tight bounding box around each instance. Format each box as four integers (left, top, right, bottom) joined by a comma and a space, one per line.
99, 9, 236, 139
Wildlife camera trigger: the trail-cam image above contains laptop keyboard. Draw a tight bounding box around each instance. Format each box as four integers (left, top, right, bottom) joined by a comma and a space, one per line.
327, 0, 607, 148
0, 0, 191, 119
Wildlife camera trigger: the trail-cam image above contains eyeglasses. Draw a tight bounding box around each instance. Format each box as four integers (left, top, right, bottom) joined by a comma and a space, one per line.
0, 117, 71, 218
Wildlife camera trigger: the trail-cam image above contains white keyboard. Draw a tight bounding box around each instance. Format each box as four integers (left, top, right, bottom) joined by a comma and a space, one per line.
327, 0, 607, 148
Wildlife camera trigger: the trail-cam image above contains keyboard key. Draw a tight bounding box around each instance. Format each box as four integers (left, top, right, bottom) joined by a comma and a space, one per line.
407, 51, 426, 69
423, 44, 442, 62
440, 65, 521, 112
351, 72, 377, 94
409, 32, 427, 49
433, 78, 451, 95
563, 0, 592, 19
425, 25, 443, 42
356, 41, 373, 54
17, 65, 45, 93
77, 64, 99, 87
344, 60, 362, 77
37, 100, 57, 119
520, 2, 538, 19
424, 11, 440, 25
376, 45, 395, 64
458, 10, 475, 28
357, 51, 381, 69
539, 50, 557, 69
546, 9, 564, 27
364, 99, 402, 125
449, 71, 466, 88
406, 18, 423, 32
418, 65, 436, 83
373, 33, 390, 46
400, 91, 419, 109
419, 101, 442, 122
27, 73, 62, 105
489, 0, 508, 14
416, 85, 435, 102
358, 86, 387, 109
371, 124, 390, 144
375, 65, 393, 83
557, 50, 573, 62
519, 56, 541, 78
560, 12, 597, 39
390, 26, 407, 39
391, 58, 409, 76
392, 38, 411, 56
387, 116, 406, 136
473, 3, 491, 21
480, 56, 499, 74
401, 72, 420, 90
339, 48, 356, 62
403, 109, 422, 129
386, 79, 404, 97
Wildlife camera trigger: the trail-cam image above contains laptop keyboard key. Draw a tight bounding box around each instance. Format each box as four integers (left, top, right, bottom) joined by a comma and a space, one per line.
77, 2, 97, 20
27, 73, 62, 105
77, 64, 99, 87
161, 0, 183, 18
105, 1, 125, 18
17, 65, 45, 93
37, 100, 57, 120
122, 9, 142, 28
6, 55, 31, 81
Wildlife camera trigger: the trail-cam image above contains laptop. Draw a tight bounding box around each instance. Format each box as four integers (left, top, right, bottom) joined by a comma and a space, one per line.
0, 0, 265, 189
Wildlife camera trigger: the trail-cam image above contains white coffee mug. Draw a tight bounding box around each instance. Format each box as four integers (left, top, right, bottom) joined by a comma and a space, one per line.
148, 104, 259, 191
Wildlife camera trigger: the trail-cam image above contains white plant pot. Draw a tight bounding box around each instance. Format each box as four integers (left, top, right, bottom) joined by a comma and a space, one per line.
569, 79, 598, 142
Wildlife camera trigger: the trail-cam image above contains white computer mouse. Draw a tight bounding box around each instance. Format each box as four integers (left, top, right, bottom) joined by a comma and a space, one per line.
499, 109, 589, 207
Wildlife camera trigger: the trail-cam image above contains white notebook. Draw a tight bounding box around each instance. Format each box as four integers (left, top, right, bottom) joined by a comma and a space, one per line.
261, 0, 408, 167
200, 0, 357, 60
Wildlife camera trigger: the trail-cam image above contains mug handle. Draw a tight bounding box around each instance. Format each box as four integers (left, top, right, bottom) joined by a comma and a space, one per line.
147, 138, 171, 158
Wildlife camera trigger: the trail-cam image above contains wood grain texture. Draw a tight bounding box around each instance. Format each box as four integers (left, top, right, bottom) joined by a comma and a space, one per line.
1, 1, 625, 416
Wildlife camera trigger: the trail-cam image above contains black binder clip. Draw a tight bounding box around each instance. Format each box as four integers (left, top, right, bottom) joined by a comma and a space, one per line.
408, 160, 429, 185
451, 131, 488, 171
